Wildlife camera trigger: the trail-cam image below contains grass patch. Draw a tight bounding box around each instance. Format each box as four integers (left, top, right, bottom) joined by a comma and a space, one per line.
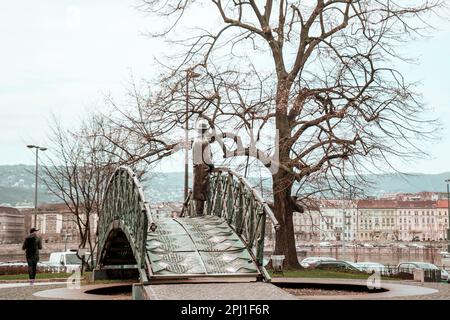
269, 269, 402, 281
0, 273, 72, 280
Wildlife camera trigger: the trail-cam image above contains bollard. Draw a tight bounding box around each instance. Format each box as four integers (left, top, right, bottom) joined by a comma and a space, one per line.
413, 268, 425, 282
271, 255, 285, 275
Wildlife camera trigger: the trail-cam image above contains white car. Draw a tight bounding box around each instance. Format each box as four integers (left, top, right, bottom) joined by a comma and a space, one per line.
41, 250, 85, 273
319, 242, 332, 247
344, 261, 363, 271
397, 262, 446, 281
355, 262, 386, 273
300, 256, 336, 268
441, 268, 450, 281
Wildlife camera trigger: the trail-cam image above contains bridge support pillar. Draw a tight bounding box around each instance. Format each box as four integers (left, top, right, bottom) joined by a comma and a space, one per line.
132, 284, 150, 300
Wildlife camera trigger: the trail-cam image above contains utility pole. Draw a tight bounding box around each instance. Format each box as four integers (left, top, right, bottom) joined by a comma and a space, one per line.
341, 158, 348, 261
184, 68, 201, 201
446, 179, 450, 253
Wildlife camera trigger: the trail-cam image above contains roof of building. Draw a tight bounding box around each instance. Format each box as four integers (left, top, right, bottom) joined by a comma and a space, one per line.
37, 203, 72, 212
0, 206, 21, 215
357, 199, 398, 209
357, 199, 440, 209
319, 199, 357, 209
396, 200, 437, 209
437, 200, 449, 209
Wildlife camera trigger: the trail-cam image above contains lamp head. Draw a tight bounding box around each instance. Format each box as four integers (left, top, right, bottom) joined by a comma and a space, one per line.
39, 147, 47, 151
26, 145, 36, 149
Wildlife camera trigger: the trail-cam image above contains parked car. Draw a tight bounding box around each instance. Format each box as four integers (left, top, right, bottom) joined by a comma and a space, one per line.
397, 262, 439, 272
312, 260, 361, 272
300, 256, 336, 268
397, 262, 443, 280
319, 242, 332, 247
440, 268, 449, 281
409, 243, 425, 249
344, 261, 363, 271
355, 262, 386, 274
41, 250, 86, 273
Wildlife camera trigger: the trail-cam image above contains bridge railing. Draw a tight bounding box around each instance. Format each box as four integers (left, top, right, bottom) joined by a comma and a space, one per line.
97, 166, 154, 278
181, 167, 279, 269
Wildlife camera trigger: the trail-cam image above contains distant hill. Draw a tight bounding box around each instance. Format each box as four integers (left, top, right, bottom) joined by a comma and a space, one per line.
363, 172, 450, 195
0, 165, 58, 206
0, 165, 448, 206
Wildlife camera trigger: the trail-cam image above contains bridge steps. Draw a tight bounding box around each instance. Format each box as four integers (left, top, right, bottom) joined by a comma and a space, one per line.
145, 216, 260, 279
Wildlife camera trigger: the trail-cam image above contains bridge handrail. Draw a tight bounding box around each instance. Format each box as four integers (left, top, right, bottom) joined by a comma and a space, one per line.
213, 167, 279, 230
181, 166, 279, 275
104, 166, 155, 227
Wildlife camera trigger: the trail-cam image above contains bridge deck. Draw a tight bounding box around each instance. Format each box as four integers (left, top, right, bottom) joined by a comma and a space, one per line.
145, 216, 260, 278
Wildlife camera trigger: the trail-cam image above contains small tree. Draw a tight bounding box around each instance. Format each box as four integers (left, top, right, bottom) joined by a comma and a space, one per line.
41, 116, 117, 271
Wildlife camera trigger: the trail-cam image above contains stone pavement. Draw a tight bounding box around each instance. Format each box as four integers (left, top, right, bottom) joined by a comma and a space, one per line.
378, 280, 450, 300
272, 278, 440, 300
143, 282, 297, 300
0, 282, 67, 300
0, 278, 449, 300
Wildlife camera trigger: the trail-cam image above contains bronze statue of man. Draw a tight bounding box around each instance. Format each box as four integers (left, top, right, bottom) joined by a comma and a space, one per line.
192, 119, 214, 216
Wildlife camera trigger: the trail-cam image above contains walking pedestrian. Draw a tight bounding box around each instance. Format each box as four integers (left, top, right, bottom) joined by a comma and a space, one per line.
22, 228, 42, 285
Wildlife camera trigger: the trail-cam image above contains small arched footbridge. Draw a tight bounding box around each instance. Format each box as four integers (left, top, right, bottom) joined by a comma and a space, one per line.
95, 166, 279, 283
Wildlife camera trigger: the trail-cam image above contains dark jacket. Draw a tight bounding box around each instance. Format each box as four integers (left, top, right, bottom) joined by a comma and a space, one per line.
22, 234, 43, 260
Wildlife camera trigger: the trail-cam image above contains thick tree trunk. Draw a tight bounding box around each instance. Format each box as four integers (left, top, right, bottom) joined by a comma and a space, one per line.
272, 78, 300, 269
272, 170, 300, 269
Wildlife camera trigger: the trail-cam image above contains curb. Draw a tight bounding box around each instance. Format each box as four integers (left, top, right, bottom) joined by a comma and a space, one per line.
0, 278, 84, 284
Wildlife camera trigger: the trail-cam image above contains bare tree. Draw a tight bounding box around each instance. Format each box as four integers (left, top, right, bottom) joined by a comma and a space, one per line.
41, 115, 118, 270
102, 1, 445, 268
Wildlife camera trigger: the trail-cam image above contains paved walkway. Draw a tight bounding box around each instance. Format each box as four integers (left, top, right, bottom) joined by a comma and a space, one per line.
33, 282, 133, 300
272, 278, 440, 300
377, 281, 450, 300
0, 278, 449, 300
142, 282, 296, 300
0, 282, 67, 300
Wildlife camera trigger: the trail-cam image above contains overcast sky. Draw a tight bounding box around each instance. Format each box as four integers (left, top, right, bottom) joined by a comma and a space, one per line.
0, 1, 449, 174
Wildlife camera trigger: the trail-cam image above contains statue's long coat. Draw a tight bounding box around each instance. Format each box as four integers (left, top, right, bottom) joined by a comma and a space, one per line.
192, 137, 213, 201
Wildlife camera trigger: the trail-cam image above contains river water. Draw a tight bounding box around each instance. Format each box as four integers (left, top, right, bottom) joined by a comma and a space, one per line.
266, 246, 449, 267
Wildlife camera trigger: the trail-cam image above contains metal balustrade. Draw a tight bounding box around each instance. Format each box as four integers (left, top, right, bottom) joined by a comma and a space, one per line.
181, 167, 279, 277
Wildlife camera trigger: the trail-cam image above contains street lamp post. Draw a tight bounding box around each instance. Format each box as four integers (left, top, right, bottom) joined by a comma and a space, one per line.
446, 179, 450, 252
184, 68, 201, 201
341, 155, 349, 260
27, 145, 47, 227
